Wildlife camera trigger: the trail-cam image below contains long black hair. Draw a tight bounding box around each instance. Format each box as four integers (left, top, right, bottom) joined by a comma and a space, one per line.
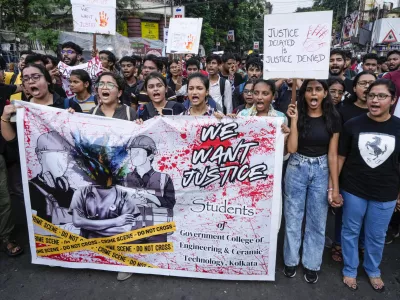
297, 79, 341, 138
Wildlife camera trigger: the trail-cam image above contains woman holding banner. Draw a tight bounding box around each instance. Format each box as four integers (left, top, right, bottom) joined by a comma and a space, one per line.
283, 79, 342, 284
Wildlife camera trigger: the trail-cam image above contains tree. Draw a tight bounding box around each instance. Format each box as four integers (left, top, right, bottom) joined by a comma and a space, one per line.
185, 0, 268, 54
0, 0, 137, 50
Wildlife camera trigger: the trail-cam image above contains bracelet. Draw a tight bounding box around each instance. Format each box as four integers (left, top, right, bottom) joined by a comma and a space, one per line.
1, 117, 10, 123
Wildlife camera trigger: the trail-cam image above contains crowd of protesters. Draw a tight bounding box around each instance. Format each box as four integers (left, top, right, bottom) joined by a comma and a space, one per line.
0, 41, 399, 291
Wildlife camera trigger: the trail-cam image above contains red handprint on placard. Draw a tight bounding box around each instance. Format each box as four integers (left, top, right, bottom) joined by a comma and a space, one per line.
303, 24, 329, 52
95, 11, 109, 27
185, 34, 195, 51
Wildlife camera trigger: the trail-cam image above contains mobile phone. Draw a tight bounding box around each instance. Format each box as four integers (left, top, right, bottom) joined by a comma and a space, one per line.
162, 108, 174, 116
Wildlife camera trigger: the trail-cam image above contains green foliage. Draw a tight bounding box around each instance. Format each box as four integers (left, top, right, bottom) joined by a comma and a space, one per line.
186, 0, 267, 54
0, 0, 137, 51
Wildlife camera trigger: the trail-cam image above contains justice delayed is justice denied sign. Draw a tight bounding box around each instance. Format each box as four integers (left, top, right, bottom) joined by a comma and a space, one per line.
17, 102, 284, 281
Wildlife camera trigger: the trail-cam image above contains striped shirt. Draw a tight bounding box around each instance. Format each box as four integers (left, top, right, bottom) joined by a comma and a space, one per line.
70, 95, 97, 113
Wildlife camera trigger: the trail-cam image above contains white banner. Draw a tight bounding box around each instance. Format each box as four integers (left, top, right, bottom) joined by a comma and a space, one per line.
17, 102, 284, 281
57, 57, 103, 98
263, 11, 333, 79
71, 0, 116, 35
166, 18, 203, 54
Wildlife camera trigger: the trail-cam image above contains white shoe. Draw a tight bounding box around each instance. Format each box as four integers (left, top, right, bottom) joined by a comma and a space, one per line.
117, 272, 133, 281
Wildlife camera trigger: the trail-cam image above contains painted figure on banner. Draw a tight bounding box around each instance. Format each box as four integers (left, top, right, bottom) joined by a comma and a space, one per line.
124, 135, 176, 243
29, 132, 75, 226
68, 133, 142, 239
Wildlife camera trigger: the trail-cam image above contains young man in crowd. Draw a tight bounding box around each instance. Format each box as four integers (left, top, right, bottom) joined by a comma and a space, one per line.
377, 56, 388, 78
99, 50, 117, 73
344, 51, 356, 79
61, 42, 83, 67
133, 54, 175, 104
329, 49, 353, 102
220, 52, 245, 88
362, 53, 378, 74
384, 50, 400, 115
235, 54, 246, 79
232, 58, 263, 109
206, 54, 232, 114
119, 56, 138, 108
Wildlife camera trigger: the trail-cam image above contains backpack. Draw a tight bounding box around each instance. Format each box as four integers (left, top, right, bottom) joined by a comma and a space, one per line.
91, 104, 132, 121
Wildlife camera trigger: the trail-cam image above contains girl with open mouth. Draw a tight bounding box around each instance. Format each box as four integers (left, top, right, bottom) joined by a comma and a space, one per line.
90, 72, 136, 121
338, 79, 400, 293
136, 72, 185, 122
182, 73, 223, 118
283, 79, 342, 284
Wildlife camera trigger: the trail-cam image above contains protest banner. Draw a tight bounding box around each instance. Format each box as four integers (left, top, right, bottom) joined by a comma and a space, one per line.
166, 18, 203, 54
17, 102, 284, 281
263, 11, 333, 79
71, 0, 116, 35
57, 57, 103, 98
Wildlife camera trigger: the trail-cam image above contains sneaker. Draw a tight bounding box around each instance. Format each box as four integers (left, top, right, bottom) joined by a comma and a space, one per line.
385, 225, 400, 245
283, 265, 297, 278
117, 272, 133, 281
304, 268, 318, 284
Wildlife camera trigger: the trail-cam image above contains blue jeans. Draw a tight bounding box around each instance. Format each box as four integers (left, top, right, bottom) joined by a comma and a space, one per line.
283, 153, 329, 271
341, 190, 396, 278
335, 208, 365, 249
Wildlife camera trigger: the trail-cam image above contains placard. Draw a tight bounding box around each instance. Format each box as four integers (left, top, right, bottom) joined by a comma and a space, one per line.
71, 0, 116, 35
17, 102, 284, 281
263, 11, 333, 79
166, 18, 203, 54
141, 22, 159, 40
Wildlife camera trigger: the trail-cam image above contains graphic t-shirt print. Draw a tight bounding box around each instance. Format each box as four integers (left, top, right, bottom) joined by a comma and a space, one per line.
358, 133, 395, 168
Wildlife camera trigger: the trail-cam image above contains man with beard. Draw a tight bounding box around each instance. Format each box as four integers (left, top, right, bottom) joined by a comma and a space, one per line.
384, 50, 400, 115
232, 58, 263, 109
61, 42, 83, 66
119, 56, 137, 108
362, 53, 378, 74
329, 49, 354, 103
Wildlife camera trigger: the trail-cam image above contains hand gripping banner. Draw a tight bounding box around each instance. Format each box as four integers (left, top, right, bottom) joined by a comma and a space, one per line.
17, 102, 284, 280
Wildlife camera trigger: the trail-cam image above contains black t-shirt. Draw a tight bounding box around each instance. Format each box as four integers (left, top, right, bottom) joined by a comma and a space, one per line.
0, 84, 17, 155
138, 101, 185, 121
220, 72, 244, 88
339, 114, 400, 202
122, 80, 138, 106
343, 77, 354, 103
338, 103, 368, 124
298, 116, 341, 157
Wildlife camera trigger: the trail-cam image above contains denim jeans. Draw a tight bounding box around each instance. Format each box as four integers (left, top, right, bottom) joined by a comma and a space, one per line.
283, 152, 329, 271
335, 208, 365, 249
341, 190, 396, 278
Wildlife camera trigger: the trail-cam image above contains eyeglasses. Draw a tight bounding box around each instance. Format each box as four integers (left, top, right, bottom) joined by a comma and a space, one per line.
357, 81, 375, 87
366, 93, 391, 101
142, 66, 157, 71
97, 82, 117, 89
329, 89, 344, 96
22, 74, 43, 82
243, 89, 253, 95
61, 50, 76, 55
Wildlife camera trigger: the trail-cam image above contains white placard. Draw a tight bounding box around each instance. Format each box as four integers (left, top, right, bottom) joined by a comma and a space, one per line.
263, 11, 333, 79
166, 18, 203, 54
71, 0, 116, 35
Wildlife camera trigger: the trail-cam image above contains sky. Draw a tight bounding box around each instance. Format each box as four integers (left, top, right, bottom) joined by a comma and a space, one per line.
270, 0, 314, 14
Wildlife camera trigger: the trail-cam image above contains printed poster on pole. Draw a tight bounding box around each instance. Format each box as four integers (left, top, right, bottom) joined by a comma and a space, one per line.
263, 11, 333, 79
166, 18, 203, 54
71, 0, 116, 35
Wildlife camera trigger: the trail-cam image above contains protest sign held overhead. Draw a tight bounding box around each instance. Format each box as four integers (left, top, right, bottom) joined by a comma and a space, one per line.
57, 57, 103, 98
17, 102, 284, 281
263, 11, 333, 79
166, 18, 203, 54
71, 0, 116, 35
